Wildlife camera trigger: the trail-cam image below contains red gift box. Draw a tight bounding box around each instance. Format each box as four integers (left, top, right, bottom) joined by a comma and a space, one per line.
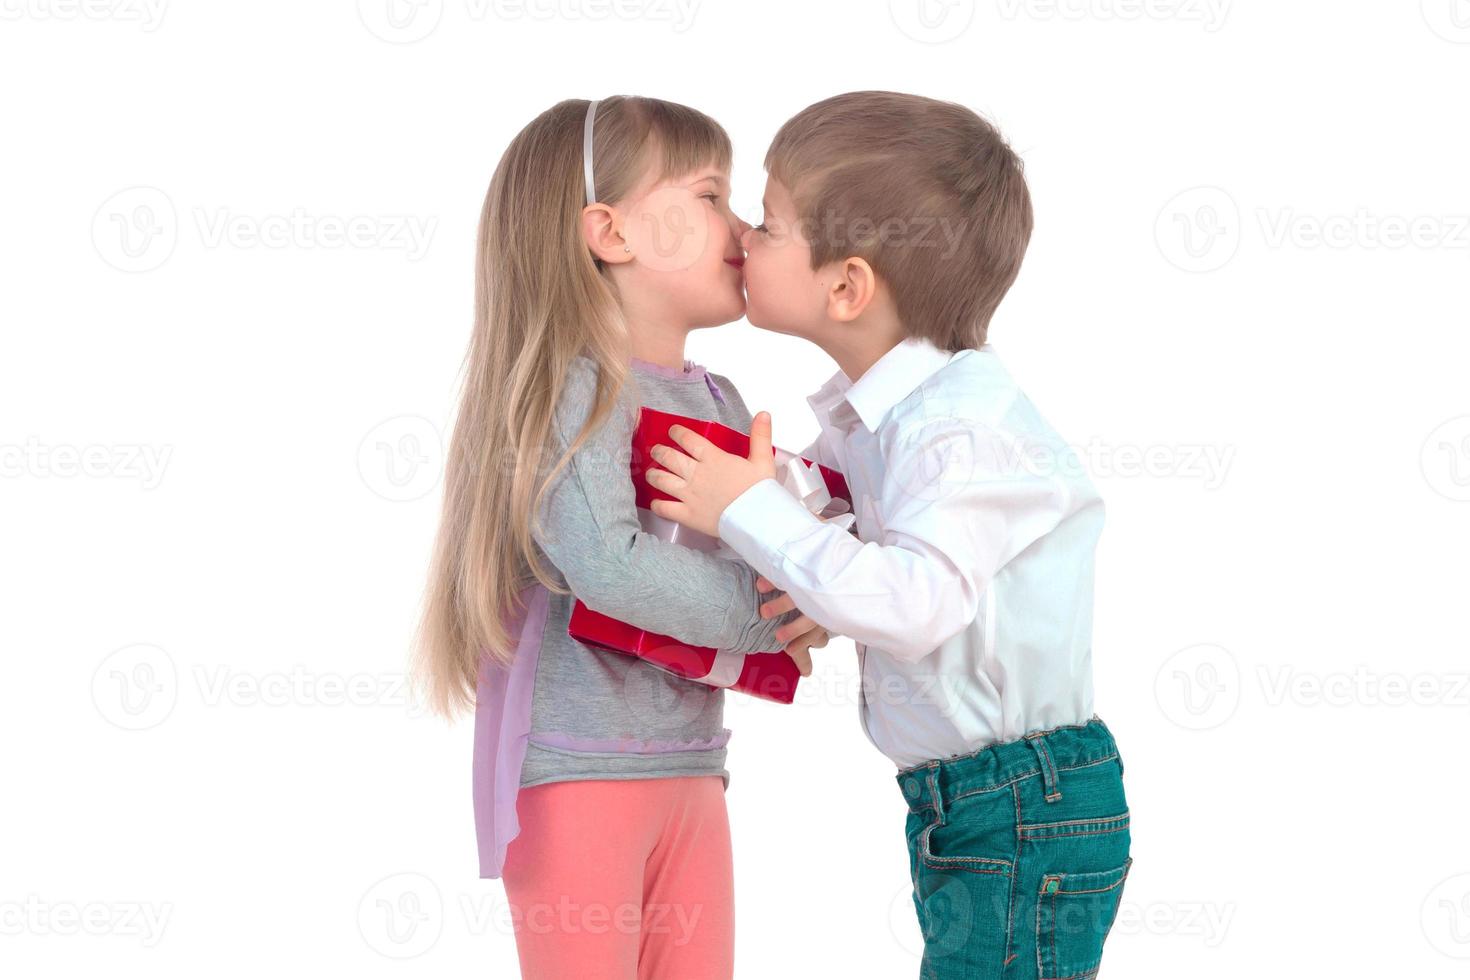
567, 407, 852, 704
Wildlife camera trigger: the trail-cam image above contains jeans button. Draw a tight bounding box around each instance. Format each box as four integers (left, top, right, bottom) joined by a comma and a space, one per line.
903, 777, 921, 800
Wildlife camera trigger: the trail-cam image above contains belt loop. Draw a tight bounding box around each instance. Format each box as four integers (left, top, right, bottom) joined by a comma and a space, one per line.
926, 765, 946, 822
1094, 715, 1124, 778
1026, 733, 1062, 803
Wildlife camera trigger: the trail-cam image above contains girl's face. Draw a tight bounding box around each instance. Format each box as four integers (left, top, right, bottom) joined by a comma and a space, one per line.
615, 165, 751, 330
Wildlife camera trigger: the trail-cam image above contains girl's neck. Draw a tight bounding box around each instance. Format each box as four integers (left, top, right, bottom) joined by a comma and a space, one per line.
627, 320, 692, 372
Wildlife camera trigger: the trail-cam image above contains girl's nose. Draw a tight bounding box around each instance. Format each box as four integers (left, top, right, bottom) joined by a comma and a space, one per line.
729, 210, 751, 239
739, 225, 754, 249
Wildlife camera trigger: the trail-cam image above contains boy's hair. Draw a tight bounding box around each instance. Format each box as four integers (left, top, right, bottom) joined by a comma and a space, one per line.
765, 91, 1032, 350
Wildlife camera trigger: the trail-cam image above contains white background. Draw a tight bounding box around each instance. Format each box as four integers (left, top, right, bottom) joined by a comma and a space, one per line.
3, 1, 1469, 977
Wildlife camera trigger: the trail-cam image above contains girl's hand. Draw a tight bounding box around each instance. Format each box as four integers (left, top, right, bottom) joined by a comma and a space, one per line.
784, 625, 829, 677
756, 575, 823, 644
756, 575, 830, 677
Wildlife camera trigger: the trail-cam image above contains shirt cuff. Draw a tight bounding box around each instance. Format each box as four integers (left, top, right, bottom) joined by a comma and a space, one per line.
718, 477, 823, 582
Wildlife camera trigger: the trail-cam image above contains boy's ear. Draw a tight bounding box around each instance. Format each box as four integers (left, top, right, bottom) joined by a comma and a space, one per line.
581, 203, 633, 265
825, 256, 878, 322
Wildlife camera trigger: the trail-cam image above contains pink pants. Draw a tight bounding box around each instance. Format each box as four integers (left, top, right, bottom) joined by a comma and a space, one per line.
501, 776, 735, 980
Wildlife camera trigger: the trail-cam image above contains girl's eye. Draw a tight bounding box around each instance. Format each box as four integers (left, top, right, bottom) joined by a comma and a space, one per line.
700, 193, 719, 204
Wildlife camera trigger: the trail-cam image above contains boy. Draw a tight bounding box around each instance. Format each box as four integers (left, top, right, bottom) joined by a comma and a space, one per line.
644, 92, 1132, 979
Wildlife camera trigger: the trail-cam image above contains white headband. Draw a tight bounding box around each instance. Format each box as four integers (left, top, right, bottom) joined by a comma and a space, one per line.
582, 99, 600, 206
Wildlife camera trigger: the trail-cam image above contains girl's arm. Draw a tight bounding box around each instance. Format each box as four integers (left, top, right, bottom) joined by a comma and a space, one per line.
534, 359, 795, 654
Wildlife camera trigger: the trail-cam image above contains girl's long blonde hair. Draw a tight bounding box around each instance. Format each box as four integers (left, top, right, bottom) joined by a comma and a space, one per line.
416, 97, 732, 718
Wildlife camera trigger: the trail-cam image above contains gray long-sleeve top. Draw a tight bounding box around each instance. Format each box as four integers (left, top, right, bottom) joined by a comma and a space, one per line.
517, 354, 797, 789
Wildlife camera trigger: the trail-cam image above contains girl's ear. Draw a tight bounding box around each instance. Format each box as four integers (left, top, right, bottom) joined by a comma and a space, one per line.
826, 256, 878, 322
581, 203, 633, 265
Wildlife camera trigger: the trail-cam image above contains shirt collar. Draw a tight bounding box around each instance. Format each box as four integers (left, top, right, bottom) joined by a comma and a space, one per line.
806, 337, 956, 434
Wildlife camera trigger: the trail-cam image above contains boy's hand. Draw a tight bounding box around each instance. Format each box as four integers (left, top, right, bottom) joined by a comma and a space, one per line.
645, 412, 778, 538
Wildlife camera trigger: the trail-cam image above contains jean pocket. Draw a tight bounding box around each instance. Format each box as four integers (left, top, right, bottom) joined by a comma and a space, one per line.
918, 789, 1014, 877
1035, 858, 1132, 980
911, 790, 1016, 976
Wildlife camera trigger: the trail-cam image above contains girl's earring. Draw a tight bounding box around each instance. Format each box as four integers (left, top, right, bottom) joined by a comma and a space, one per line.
623, 246, 631, 253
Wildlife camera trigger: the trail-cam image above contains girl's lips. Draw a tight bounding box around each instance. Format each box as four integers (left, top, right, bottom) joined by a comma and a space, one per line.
724, 257, 745, 269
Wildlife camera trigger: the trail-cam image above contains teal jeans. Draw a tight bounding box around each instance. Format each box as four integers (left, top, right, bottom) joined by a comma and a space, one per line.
899, 718, 1131, 980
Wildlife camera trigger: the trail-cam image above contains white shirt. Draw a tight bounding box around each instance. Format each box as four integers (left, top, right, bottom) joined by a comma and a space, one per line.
718, 338, 1104, 768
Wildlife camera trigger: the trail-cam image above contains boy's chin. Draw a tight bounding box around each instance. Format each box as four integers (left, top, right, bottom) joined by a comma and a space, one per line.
744, 309, 803, 338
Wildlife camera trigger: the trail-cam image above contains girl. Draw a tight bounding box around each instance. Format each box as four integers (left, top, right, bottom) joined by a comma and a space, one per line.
416, 97, 827, 980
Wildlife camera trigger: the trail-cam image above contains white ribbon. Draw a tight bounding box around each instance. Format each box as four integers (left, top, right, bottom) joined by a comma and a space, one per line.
771, 448, 855, 532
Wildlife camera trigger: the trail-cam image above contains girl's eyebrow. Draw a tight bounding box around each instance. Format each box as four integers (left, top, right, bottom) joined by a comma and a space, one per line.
686, 172, 729, 189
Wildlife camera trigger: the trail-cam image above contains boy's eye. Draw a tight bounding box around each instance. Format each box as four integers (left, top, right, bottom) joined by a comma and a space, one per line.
754, 223, 768, 234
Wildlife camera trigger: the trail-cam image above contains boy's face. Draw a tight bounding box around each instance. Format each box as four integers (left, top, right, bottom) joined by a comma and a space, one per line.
739, 176, 829, 339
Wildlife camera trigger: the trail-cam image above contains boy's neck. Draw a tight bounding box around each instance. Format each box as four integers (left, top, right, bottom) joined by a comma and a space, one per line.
817, 322, 908, 383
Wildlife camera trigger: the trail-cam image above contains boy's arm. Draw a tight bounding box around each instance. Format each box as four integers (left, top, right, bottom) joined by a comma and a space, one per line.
784, 434, 846, 640
536, 362, 796, 655
716, 422, 1092, 663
